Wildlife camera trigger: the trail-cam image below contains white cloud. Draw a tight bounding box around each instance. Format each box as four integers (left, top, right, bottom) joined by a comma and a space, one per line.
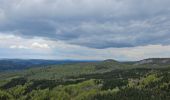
31, 42, 49, 49
0, 0, 170, 48
0, 33, 51, 50
1, 33, 170, 60
0, 0, 170, 60
10, 45, 28, 49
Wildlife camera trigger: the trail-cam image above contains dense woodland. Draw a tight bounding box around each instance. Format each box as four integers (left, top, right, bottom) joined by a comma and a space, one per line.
0, 58, 170, 100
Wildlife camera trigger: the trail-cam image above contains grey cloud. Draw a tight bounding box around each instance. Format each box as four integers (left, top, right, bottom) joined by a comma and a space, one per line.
0, 0, 170, 48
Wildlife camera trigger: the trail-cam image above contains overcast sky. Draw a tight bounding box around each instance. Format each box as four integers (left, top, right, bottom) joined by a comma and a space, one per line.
0, 0, 170, 61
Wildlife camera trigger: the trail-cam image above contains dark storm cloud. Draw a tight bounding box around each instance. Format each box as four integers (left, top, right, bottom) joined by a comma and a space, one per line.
0, 0, 170, 48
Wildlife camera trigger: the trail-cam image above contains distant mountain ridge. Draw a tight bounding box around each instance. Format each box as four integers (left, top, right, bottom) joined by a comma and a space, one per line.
0, 58, 170, 81
0, 58, 170, 71
103, 59, 118, 63
0, 59, 98, 71
134, 58, 170, 65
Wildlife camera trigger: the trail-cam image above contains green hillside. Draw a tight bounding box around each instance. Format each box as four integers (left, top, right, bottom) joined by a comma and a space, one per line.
0, 59, 170, 100
0, 60, 123, 81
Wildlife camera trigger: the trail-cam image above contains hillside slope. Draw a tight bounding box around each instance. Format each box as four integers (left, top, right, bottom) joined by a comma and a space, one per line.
0, 63, 169, 100
0, 59, 123, 80
0, 59, 97, 71
1, 58, 170, 80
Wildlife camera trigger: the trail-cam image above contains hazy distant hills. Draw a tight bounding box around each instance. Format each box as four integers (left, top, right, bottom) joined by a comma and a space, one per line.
0, 58, 170, 71
0, 59, 98, 71
134, 58, 170, 65
0, 58, 170, 80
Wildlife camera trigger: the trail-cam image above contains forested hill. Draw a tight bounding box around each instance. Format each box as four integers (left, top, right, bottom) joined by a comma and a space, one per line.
0, 58, 170, 80
134, 58, 170, 65
1, 58, 170, 71
0, 58, 170, 100
0, 59, 98, 71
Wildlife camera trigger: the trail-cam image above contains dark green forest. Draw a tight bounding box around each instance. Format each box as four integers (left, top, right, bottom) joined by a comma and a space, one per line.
0, 58, 170, 100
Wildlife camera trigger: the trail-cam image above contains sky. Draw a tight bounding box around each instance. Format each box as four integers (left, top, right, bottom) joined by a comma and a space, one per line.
0, 0, 170, 61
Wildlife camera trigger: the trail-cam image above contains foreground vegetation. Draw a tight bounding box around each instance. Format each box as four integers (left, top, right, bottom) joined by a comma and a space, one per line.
0, 59, 170, 100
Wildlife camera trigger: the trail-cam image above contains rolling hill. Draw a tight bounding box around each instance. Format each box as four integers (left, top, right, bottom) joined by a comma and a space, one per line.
134, 58, 170, 65
0, 58, 170, 80
0, 58, 169, 100
0, 59, 98, 71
